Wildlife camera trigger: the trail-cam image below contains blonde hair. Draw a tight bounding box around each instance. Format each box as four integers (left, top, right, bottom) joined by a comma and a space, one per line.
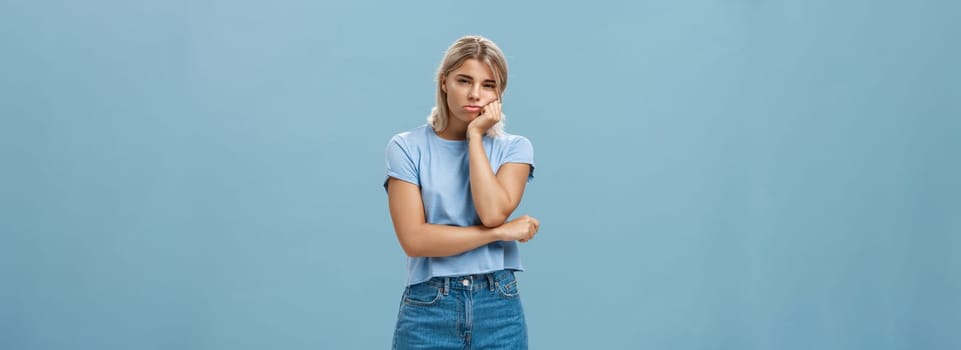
427, 35, 509, 138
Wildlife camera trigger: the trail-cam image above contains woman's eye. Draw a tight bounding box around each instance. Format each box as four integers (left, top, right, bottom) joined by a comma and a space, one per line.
484, 84, 496, 89
458, 79, 469, 84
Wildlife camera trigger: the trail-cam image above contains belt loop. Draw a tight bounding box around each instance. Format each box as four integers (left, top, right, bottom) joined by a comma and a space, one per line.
443, 277, 450, 295
487, 273, 496, 291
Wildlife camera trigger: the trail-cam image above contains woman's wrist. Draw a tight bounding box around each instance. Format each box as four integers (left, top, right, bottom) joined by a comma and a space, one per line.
486, 225, 504, 241
466, 130, 483, 141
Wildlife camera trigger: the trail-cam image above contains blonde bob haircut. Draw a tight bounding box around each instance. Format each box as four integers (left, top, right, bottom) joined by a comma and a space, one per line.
427, 35, 508, 138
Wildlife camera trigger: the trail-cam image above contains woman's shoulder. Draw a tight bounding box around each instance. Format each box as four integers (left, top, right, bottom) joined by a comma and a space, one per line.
392, 124, 430, 138
491, 131, 533, 148
388, 124, 431, 145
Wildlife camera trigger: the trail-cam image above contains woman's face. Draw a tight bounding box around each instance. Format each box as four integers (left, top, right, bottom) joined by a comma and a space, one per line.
442, 58, 499, 127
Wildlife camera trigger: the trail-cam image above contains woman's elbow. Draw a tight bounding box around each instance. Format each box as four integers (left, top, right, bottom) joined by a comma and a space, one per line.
400, 241, 426, 257
396, 231, 425, 257
403, 248, 423, 258
479, 213, 508, 228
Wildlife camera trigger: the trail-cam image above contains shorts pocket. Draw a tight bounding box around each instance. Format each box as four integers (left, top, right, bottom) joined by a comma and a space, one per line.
495, 279, 520, 299
403, 282, 442, 306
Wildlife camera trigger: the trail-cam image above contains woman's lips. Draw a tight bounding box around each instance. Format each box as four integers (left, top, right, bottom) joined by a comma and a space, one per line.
464, 106, 482, 113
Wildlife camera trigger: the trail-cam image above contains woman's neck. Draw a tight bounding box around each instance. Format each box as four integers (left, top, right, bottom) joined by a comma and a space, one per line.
436, 121, 468, 141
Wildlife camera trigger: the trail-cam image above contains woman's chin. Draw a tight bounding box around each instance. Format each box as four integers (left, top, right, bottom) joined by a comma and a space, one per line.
455, 115, 477, 124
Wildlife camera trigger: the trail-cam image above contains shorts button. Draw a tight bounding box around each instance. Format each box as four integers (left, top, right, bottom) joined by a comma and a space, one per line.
462, 279, 470, 286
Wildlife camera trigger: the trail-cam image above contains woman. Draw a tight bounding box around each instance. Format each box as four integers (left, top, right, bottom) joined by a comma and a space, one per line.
384, 35, 540, 349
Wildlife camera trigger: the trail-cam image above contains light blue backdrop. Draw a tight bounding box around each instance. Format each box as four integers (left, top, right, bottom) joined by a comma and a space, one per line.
2, 1, 958, 349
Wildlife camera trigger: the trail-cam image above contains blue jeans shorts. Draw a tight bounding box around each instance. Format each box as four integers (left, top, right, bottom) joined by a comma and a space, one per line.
392, 269, 527, 349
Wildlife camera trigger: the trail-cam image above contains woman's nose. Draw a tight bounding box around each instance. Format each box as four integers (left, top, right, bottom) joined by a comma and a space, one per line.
467, 84, 480, 100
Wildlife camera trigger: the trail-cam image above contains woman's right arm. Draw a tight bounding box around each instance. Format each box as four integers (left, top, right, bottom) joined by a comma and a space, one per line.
387, 178, 539, 257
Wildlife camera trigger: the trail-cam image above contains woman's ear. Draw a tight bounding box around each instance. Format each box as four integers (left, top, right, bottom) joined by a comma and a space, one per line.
440, 74, 447, 93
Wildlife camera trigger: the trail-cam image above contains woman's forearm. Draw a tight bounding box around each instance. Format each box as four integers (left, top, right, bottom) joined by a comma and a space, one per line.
387, 177, 507, 258
400, 223, 502, 258
467, 136, 512, 227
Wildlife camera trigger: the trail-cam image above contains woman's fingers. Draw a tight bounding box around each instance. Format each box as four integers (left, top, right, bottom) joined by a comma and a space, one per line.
513, 215, 539, 243
484, 100, 501, 123
528, 218, 537, 240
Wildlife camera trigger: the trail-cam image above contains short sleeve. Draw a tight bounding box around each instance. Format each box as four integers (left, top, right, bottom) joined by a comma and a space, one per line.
384, 135, 419, 191
504, 136, 535, 182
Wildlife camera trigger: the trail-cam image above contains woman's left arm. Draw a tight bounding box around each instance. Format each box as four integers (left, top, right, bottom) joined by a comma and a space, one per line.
467, 136, 530, 227
467, 100, 531, 227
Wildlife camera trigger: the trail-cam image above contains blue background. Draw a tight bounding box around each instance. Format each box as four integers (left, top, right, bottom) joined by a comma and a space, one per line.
2, 1, 959, 349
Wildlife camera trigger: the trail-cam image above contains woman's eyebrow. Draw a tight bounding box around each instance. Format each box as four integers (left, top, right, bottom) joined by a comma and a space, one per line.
455, 74, 495, 84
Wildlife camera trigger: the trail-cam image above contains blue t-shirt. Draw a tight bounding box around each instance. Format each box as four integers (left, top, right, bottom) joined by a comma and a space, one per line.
384, 124, 535, 285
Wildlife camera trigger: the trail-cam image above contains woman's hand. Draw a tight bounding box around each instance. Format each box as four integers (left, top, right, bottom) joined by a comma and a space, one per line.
467, 100, 502, 139
495, 215, 540, 243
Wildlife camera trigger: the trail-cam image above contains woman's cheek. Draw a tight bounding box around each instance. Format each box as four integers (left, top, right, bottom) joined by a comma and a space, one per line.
481, 95, 497, 107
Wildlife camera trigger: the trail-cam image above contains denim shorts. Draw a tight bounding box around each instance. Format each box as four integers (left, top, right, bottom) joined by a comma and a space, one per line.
392, 269, 527, 349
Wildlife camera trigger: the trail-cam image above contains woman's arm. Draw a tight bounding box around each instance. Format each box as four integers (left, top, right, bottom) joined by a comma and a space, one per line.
387, 178, 539, 257
465, 100, 531, 227
467, 137, 530, 227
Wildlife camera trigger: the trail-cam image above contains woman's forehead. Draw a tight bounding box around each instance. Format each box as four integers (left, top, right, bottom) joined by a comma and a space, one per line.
450, 58, 495, 79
